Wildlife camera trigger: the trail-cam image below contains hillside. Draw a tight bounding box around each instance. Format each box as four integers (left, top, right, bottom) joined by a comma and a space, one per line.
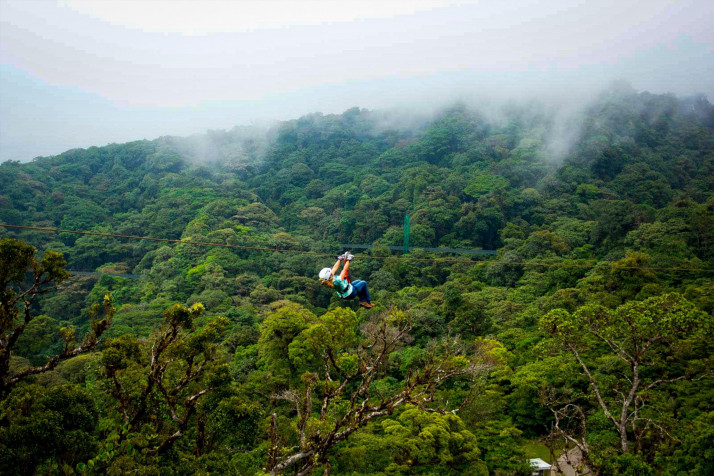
1, 87, 713, 475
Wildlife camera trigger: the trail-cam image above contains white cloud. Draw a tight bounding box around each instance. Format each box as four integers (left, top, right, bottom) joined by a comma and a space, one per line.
0, 0, 712, 160
57, 0, 467, 34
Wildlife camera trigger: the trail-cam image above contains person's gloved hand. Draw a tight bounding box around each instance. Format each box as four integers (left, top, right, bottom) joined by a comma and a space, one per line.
337, 253, 346, 261
344, 252, 354, 261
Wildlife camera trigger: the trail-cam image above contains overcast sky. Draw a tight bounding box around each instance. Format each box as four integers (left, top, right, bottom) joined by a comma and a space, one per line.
1, 0, 713, 162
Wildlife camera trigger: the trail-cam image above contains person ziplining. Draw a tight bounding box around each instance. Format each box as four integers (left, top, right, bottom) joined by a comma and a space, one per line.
318, 252, 374, 308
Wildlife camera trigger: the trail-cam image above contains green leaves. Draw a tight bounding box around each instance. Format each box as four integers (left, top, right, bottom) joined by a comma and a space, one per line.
39, 250, 70, 284
101, 334, 141, 371
464, 174, 509, 198
288, 307, 357, 372
538, 293, 712, 464
0, 238, 36, 285
0, 384, 99, 474
258, 301, 316, 383
542, 293, 709, 355
380, 406, 486, 473
617, 293, 708, 339
540, 308, 578, 338
163, 302, 204, 329
0, 239, 70, 339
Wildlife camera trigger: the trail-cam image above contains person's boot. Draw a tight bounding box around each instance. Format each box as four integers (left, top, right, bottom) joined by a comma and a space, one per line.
359, 301, 374, 308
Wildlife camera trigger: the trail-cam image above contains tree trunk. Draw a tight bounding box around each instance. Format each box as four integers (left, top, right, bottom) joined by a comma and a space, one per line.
194, 415, 206, 456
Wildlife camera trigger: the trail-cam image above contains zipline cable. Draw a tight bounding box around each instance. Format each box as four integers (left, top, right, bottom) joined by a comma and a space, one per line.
2, 223, 713, 273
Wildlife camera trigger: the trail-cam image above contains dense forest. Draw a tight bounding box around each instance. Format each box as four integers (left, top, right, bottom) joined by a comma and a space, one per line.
1, 84, 713, 475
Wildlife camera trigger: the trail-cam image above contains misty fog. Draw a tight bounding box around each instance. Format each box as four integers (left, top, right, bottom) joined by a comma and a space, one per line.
1, 0, 712, 162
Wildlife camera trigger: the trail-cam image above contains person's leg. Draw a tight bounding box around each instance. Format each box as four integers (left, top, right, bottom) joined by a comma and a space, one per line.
352, 280, 371, 303
351, 280, 365, 301
361, 281, 371, 303
354, 282, 371, 306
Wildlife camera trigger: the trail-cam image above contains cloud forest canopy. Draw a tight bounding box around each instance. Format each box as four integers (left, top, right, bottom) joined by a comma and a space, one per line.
0, 87, 713, 475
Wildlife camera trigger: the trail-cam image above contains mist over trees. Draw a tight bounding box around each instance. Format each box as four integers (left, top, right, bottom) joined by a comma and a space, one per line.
0, 86, 713, 475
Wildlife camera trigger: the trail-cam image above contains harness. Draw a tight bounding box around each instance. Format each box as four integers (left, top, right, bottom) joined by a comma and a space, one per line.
332, 277, 353, 299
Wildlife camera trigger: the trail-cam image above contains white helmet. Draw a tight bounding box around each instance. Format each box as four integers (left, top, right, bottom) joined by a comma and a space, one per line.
319, 268, 332, 280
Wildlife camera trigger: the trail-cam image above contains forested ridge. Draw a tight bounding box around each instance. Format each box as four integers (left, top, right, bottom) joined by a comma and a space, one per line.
1, 85, 713, 475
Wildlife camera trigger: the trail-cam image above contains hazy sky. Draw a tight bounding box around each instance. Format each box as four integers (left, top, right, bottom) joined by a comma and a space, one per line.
1, 0, 713, 162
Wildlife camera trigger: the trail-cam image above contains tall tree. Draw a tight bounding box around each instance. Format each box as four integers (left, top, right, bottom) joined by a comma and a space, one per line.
540, 293, 712, 463
265, 307, 504, 475
101, 303, 230, 460
0, 238, 112, 400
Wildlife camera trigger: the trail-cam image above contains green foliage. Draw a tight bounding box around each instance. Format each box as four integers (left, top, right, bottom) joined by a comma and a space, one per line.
258, 301, 317, 384
464, 174, 509, 198
13, 315, 62, 365
0, 384, 98, 475
542, 293, 709, 349
539, 293, 712, 471
288, 307, 357, 371
659, 411, 714, 475
1, 91, 713, 474
379, 406, 488, 475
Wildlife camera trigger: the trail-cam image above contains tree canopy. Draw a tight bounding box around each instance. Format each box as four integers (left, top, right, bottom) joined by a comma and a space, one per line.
0, 88, 713, 475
